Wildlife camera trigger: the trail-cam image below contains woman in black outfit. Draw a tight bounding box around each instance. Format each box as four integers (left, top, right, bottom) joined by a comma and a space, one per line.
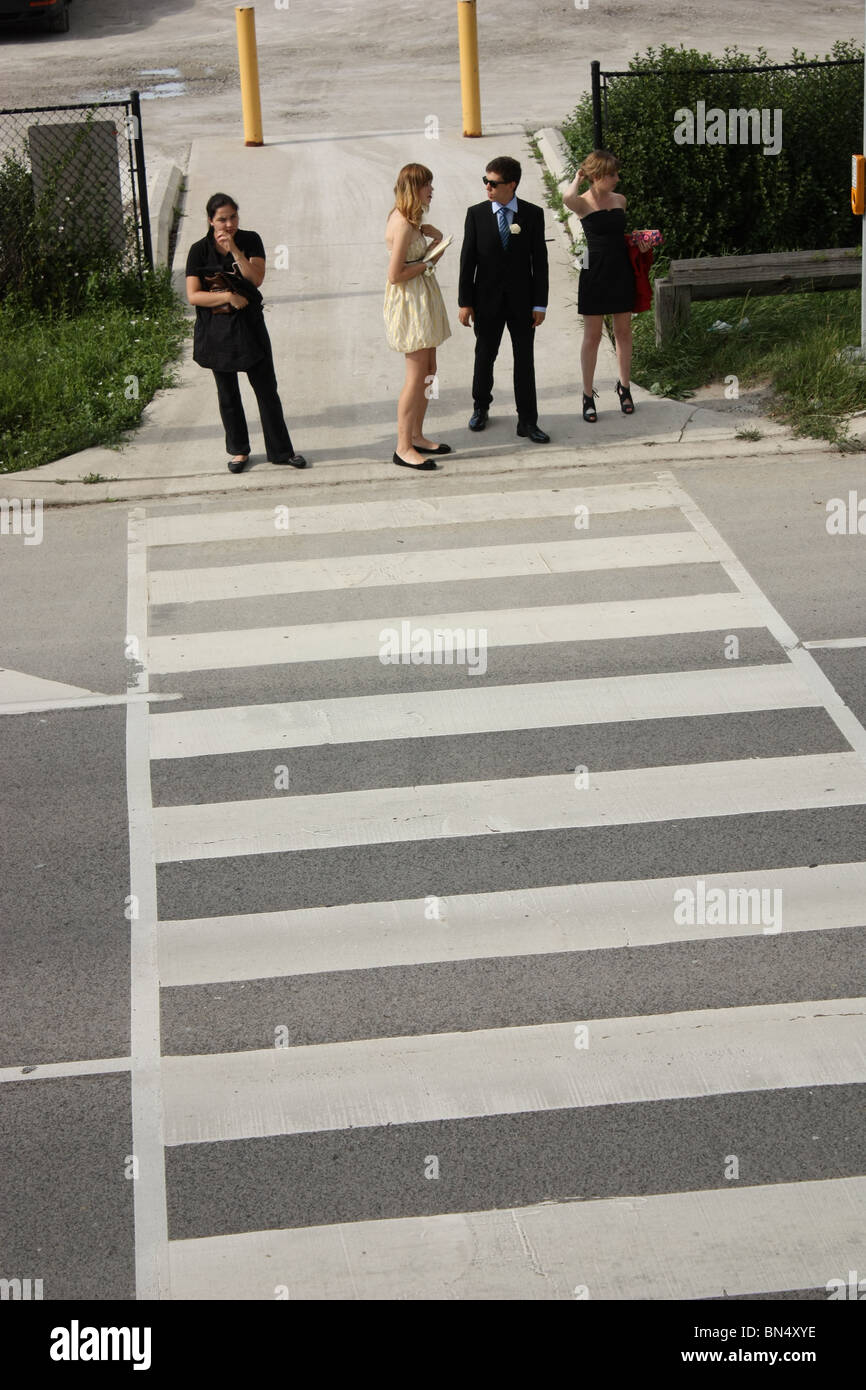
185, 193, 306, 473
563, 150, 635, 423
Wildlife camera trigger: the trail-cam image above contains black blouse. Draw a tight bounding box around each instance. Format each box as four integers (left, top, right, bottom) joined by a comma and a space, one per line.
186, 228, 271, 372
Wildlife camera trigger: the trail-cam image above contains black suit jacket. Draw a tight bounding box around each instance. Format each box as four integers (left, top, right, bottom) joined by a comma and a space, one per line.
458, 198, 549, 318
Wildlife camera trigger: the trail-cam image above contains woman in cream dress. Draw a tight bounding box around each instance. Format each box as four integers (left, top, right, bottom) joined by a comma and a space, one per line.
384, 163, 452, 470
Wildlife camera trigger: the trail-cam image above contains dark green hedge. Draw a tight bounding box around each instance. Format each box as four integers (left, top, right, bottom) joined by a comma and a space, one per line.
562, 42, 863, 260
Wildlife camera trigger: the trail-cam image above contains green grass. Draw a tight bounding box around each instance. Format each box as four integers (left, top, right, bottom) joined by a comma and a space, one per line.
0, 269, 187, 474
630, 288, 866, 446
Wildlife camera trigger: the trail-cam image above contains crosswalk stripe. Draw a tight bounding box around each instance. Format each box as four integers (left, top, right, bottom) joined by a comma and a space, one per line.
160, 997, 864, 1143
167, 1174, 865, 1300
147, 591, 763, 673
149, 663, 819, 759
0, 667, 99, 703
0, 1056, 131, 1084
804, 636, 866, 650
152, 752, 866, 861
126, 506, 170, 1300
157, 861, 866, 985
148, 531, 715, 606
144, 481, 679, 547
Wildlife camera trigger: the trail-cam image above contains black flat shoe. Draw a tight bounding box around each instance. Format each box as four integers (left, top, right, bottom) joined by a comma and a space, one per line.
582, 391, 598, 423
272, 454, 308, 468
615, 380, 635, 414
517, 422, 550, 443
468, 409, 488, 431
227, 455, 249, 473
414, 442, 452, 455
393, 451, 438, 471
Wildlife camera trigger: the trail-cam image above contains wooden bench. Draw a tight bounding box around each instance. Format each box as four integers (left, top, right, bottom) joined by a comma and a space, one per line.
654, 248, 862, 345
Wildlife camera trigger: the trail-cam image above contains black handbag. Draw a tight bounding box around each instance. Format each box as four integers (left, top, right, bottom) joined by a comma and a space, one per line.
203, 269, 234, 314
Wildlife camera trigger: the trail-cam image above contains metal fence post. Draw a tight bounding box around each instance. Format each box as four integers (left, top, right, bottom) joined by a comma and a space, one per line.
130, 90, 153, 270
591, 60, 603, 148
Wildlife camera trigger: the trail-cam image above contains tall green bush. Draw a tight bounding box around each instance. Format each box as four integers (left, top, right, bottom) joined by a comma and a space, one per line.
562, 42, 863, 259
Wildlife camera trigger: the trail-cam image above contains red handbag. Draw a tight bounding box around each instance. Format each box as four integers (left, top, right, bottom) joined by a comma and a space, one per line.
624, 230, 662, 313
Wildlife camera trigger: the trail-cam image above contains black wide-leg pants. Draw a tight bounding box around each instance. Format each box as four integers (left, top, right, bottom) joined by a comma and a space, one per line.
212, 350, 294, 461
471, 309, 538, 425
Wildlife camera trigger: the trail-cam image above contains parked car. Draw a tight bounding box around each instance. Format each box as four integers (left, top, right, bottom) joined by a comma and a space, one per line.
0, 0, 71, 33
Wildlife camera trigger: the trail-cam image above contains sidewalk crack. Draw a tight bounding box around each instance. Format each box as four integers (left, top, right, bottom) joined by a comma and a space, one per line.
677, 407, 699, 444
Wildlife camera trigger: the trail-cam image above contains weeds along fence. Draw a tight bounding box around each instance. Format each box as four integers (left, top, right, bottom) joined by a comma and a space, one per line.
0, 92, 152, 310
563, 44, 864, 258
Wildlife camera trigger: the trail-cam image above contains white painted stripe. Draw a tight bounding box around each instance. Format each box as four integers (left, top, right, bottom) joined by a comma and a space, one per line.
0, 1056, 131, 1084
148, 532, 714, 605
1, 693, 180, 716
0, 668, 98, 701
158, 861, 866, 985
149, 664, 819, 760
147, 591, 762, 673
125, 508, 171, 1301
161, 997, 865, 1144
168, 1175, 865, 1300
804, 636, 866, 650
152, 752, 866, 862
144, 481, 678, 547
659, 472, 866, 768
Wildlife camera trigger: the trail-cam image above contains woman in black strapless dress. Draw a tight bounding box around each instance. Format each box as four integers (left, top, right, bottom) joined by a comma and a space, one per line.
563, 149, 636, 422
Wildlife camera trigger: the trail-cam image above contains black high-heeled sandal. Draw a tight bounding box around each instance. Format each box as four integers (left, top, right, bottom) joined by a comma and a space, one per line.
582, 390, 598, 423
615, 380, 635, 414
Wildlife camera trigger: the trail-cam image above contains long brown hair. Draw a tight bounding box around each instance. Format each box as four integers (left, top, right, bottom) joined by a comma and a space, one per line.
391, 163, 432, 228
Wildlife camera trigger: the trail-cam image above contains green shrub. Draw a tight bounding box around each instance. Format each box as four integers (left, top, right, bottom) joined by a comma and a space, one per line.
562, 42, 863, 259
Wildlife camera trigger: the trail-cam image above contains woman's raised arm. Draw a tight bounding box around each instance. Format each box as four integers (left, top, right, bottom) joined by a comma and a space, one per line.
562, 168, 588, 214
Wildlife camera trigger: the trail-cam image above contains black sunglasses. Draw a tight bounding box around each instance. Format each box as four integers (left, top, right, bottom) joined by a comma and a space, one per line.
482, 176, 506, 187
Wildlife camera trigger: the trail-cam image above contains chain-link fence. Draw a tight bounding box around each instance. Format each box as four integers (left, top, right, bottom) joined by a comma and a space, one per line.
0, 92, 152, 307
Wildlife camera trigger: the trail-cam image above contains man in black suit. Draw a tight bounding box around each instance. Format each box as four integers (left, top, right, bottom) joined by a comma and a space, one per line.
458, 155, 550, 442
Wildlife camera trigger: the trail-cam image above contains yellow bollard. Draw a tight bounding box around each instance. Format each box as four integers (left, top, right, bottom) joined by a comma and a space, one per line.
457, 1, 482, 137
236, 6, 264, 146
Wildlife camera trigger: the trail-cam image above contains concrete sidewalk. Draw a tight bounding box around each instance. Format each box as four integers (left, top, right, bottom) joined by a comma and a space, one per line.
6, 124, 801, 506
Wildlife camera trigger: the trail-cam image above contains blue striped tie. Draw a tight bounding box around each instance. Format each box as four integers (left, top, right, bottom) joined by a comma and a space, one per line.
497, 207, 510, 248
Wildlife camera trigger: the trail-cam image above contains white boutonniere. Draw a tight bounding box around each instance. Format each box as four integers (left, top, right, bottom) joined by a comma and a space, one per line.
509, 222, 521, 235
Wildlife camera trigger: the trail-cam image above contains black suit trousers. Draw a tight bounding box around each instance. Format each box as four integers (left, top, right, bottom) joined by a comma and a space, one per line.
472, 305, 538, 425
212, 348, 294, 461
